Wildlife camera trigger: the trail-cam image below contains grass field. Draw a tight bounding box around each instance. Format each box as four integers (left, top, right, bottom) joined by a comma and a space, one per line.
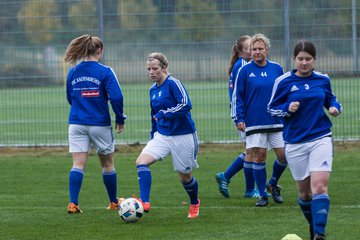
0, 143, 359, 240
0, 78, 359, 146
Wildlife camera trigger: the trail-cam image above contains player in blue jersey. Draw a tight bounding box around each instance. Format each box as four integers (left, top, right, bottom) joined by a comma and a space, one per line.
216, 35, 261, 199
232, 33, 288, 207
134, 52, 200, 218
64, 35, 126, 214
268, 41, 342, 240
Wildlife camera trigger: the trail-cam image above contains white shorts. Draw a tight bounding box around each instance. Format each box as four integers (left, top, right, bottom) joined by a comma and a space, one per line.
285, 137, 333, 181
246, 132, 284, 149
141, 132, 199, 174
68, 124, 114, 155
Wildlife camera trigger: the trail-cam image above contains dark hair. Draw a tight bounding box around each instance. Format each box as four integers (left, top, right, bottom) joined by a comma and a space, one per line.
293, 41, 316, 58
64, 34, 103, 64
228, 35, 251, 76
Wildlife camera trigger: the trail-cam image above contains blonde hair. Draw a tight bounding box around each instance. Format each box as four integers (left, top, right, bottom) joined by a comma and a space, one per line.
250, 33, 271, 50
64, 34, 103, 65
147, 52, 169, 69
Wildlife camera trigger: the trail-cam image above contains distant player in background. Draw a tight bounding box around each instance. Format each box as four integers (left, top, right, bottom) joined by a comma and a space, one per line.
231, 33, 288, 207
64, 35, 126, 214
216, 35, 261, 199
134, 52, 200, 219
268, 41, 342, 240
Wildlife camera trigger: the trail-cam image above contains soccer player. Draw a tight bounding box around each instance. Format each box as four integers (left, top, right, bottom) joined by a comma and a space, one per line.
216, 35, 261, 199
64, 35, 126, 214
135, 52, 200, 218
231, 33, 288, 207
268, 41, 342, 240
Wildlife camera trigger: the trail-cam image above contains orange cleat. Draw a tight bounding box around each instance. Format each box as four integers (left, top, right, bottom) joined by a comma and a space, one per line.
67, 203, 83, 214
107, 197, 124, 210
188, 199, 200, 219
132, 194, 151, 212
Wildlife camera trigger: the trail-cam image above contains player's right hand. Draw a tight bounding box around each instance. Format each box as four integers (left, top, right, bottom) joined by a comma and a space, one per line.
236, 122, 246, 132
116, 124, 125, 133
288, 101, 300, 113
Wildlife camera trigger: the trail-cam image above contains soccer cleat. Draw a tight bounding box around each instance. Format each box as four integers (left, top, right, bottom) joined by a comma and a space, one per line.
244, 189, 260, 198
313, 234, 326, 240
67, 203, 83, 214
255, 196, 269, 207
188, 199, 200, 219
267, 183, 283, 204
215, 172, 230, 198
132, 194, 151, 212
107, 197, 124, 210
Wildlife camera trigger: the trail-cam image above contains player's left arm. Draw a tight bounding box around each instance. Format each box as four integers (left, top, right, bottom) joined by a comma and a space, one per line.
106, 68, 127, 124
154, 80, 192, 120
324, 78, 342, 117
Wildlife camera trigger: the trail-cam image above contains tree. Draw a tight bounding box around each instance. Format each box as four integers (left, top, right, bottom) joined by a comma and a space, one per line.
68, 0, 98, 31
17, 0, 62, 44
175, 0, 223, 42
117, 0, 158, 41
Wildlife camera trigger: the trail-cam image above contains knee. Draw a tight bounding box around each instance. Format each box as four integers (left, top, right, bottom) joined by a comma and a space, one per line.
312, 183, 328, 194
179, 172, 193, 183
299, 190, 312, 201
253, 152, 266, 163
136, 154, 154, 166
136, 154, 148, 166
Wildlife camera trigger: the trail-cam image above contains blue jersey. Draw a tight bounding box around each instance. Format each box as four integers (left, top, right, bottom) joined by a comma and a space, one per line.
268, 70, 342, 143
149, 75, 196, 138
66, 61, 126, 126
229, 58, 248, 103
231, 60, 284, 136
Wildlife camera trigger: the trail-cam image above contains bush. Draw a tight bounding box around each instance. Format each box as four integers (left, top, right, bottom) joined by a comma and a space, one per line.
0, 65, 59, 88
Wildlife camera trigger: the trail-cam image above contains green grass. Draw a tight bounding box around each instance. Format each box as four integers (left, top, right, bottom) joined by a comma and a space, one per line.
0, 143, 359, 240
0, 78, 359, 146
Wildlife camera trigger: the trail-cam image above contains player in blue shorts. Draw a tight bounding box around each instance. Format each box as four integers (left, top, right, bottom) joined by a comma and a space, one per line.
215, 35, 261, 199
134, 52, 200, 219
232, 33, 288, 207
268, 41, 342, 240
64, 35, 126, 214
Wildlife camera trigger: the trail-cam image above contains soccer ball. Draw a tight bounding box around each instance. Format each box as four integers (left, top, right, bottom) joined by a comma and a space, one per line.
118, 198, 144, 223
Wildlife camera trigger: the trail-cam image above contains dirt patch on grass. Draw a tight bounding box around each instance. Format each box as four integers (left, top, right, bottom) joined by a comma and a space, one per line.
0, 141, 359, 156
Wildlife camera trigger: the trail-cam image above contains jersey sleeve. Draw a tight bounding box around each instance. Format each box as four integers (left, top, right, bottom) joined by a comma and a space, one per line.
150, 106, 157, 139
66, 68, 75, 105
154, 80, 192, 120
105, 68, 127, 124
324, 77, 342, 112
231, 67, 246, 124
267, 77, 291, 118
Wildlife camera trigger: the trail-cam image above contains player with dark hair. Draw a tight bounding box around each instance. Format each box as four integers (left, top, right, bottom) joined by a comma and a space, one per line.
64, 34, 126, 214
268, 41, 342, 240
216, 35, 261, 199
134, 52, 200, 218
231, 33, 288, 207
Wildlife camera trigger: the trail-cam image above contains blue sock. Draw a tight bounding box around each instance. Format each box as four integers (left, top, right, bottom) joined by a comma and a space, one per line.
268, 159, 287, 186
253, 162, 267, 197
137, 164, 152, 203
224, 152, 245, 180
182, 177, 199, 205
298, 197, 313, 227
103, 169, 118, 203
69, 168, 84, 205
243, 160, 255, 192
312, 193, 330, 236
